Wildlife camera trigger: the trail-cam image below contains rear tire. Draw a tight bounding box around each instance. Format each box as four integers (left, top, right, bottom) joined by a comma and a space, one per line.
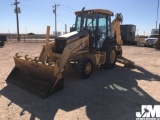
102, 44, 116, 69
77, 58, 93, 79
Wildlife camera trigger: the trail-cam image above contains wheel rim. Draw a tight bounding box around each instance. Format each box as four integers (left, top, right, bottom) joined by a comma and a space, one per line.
110, 50, 116, 64
85, 63, 91, 75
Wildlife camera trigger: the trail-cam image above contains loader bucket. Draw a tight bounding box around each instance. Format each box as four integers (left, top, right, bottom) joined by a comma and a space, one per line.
6, 57, 64, 98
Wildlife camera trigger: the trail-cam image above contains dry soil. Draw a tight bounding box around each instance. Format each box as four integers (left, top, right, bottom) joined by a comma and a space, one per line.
0, 42, 160, 120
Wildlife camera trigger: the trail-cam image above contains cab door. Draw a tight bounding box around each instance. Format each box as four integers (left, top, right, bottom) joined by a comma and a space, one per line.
97, 14, 112, 48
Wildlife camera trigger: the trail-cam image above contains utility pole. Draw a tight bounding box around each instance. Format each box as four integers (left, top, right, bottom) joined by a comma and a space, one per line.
137, 29, 139, 36
13, 0, 21, 42
8, 30, 11, 41
156, 0, 159, 28
52, 4, 60, 37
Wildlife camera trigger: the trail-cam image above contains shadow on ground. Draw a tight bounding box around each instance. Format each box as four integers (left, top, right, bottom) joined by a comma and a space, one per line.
1, 65, 160, 120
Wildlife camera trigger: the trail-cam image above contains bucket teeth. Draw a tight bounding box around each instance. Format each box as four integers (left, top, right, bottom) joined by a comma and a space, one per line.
15, 53, 22, 58
15, 53, 25, 60
25, 55, 28, 59
15, 53, 19, 57
37, 62, 44, 64
48, 62, 54, 66
45, 63, 49, 65
25, 55, 32, 61
15, 53, 55, 66
34, 57, 39, 61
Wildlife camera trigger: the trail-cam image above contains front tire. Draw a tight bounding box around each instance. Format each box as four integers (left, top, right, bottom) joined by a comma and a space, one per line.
77, 58, 93, 79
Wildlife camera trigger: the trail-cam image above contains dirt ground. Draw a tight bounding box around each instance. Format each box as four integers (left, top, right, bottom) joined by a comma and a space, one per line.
0, 42, 160, 120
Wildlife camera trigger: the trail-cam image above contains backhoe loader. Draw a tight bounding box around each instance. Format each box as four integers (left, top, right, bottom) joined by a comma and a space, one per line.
6, 8, 134, 98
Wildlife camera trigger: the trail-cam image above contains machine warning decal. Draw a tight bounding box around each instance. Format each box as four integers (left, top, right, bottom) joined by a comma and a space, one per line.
76, 43, 84, 51
69, 44, 76, 50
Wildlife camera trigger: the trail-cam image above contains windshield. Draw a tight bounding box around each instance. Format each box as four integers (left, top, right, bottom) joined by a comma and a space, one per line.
149, 35, 159, 38
75, 13, 97, 32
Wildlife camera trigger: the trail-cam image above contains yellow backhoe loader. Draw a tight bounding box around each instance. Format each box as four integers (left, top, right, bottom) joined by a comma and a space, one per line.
6, 8, 134, 98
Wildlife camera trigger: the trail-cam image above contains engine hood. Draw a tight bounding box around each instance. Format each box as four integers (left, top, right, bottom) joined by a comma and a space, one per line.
56, 30, 88, 41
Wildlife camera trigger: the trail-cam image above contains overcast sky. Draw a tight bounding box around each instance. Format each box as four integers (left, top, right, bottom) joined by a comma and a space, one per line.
0, 0, 159, 35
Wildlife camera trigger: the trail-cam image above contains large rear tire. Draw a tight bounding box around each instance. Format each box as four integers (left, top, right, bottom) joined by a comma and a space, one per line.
102, 45, 116, 69
77, 58, 93, 79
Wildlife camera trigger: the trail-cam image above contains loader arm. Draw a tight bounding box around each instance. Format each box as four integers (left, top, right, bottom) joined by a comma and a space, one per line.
38, 29, 90, 72
39, 26, 55, 62
37, 28, 90, 73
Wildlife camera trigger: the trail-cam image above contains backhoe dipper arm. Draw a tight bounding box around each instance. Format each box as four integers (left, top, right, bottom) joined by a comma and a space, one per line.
111, 13, 135, 67
111, 13, 123, 46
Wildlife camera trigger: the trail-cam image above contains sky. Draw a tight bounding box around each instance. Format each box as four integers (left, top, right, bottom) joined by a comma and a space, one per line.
0, 0, 160, 35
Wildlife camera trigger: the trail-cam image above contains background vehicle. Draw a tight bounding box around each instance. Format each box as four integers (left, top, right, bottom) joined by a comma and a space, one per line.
153, 24, 160, 49
0, 35, 7, 47
144, 28, 159, 47
144, 35, 158, 47
6, 8, 134, 98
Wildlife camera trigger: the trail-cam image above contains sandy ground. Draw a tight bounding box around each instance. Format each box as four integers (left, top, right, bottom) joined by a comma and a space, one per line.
0, 42, 160, 120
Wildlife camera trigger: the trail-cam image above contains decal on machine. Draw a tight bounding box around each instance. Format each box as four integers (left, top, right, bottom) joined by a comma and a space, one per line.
69, 44, 76, 50
76, 43, 84, 51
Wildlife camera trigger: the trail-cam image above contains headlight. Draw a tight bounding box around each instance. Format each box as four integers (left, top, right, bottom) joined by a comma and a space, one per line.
144, 39, 148, 42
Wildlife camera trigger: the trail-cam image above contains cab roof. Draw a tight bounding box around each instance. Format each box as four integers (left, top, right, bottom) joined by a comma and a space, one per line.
75, 9, 114, 16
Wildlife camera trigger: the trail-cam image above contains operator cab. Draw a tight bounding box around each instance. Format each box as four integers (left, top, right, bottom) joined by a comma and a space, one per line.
74, 9, 114, 50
